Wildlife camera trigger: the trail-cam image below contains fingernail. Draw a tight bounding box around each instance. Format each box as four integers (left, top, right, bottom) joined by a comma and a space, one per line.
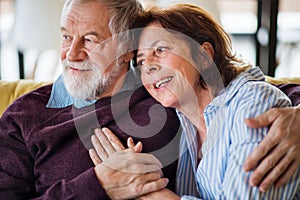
243, 163, 249, 171
102, 127, 107, 132
275, 181, 281, 188
250, 178, 258, 186
259, 184, 266, 192
95, 128, 101, 133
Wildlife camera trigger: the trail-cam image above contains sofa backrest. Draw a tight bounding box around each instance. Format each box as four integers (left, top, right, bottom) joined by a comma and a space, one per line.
0, 80, 50, 117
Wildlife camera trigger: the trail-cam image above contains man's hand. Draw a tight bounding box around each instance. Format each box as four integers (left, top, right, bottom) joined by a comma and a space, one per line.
244, 107, 300, 192
94, 152, 168, 200
136, 188, 180, 200
90, 128, 168, 199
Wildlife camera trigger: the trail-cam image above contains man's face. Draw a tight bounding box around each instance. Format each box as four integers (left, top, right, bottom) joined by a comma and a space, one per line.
60, 1, 125, 100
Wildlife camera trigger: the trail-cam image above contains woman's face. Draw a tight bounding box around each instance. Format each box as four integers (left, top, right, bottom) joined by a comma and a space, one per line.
136, 23, 201, 109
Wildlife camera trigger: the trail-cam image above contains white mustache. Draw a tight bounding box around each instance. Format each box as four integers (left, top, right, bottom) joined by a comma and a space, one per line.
61, 59, 95, 71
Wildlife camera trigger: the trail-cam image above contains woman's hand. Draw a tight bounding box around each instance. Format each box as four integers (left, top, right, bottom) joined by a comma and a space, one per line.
244, 106, 300, 192
89, 128, 167, 199
89, 128, 142, 165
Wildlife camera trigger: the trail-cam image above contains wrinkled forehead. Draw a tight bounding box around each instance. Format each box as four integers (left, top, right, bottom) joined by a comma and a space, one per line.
138, 25, 181, 48
61, 0, 110, 24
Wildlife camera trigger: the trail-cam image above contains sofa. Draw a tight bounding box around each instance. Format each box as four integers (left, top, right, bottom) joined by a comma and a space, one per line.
1, 77, 300, 117
0, 80, 50, 116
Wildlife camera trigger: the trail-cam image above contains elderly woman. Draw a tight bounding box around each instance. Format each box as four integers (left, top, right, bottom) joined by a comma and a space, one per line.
90, 4, 300, 199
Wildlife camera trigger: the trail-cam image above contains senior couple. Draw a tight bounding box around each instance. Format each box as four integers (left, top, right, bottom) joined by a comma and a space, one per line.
0, 0, 299, 199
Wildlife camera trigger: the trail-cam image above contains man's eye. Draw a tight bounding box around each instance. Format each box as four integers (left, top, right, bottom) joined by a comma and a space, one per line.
62, 35, 70, 40
85, 38, 94, 43
137, 59, 145, 67
155, 47, 167, 55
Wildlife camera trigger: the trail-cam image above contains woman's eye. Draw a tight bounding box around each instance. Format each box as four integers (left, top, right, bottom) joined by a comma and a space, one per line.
156, 47, 166, 54
137, 59, 145, 67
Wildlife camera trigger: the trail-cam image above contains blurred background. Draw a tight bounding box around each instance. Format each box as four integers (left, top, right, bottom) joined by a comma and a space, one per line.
0, 0, 299, 81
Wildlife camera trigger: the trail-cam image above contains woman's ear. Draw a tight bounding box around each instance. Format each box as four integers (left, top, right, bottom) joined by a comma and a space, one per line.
200, 42, 214, 61
124, 51, 134, 63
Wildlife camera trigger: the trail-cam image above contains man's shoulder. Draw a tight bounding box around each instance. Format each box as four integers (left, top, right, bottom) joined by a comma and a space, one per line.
5, 84, 53, 113
16, 84, 53, 103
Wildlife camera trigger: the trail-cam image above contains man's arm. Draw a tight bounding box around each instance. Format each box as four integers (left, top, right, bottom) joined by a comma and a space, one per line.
0, 112, 109, 199
244, 83, 300, 192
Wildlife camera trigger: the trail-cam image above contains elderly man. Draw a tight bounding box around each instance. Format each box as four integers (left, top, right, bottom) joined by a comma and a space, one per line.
0, 0, 299, 199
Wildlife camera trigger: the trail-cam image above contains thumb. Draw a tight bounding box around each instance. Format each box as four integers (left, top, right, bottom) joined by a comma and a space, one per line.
245, 108, 278, 128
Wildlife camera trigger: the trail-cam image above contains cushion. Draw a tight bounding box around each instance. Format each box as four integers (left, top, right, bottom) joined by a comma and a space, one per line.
265, 76, 300, 85
0, 80, 50, 116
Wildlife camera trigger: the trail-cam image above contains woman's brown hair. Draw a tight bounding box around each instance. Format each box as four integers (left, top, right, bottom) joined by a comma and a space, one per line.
130, 4, 251, 89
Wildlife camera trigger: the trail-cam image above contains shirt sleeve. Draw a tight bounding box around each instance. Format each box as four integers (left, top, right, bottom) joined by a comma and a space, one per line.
219, 82, 299, 199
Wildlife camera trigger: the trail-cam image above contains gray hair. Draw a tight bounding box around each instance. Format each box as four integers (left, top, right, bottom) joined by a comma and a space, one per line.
63, 0, 143, 52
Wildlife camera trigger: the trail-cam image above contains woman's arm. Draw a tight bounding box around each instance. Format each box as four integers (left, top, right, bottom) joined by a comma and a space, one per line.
243, 83, 300, 191
244, 106, 300, 191
222, 83, 299, 199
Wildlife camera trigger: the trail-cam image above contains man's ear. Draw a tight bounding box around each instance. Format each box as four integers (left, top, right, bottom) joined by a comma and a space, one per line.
200, 42, 214, 61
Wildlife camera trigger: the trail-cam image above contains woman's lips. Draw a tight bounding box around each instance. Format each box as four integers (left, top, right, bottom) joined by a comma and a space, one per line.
154, 76, 174, 89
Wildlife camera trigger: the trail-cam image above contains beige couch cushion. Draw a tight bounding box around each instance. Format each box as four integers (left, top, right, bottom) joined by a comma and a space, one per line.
0, 80, 50, 116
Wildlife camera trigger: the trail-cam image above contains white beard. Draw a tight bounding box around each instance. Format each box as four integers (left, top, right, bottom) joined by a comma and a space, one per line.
61, 59, 122, 100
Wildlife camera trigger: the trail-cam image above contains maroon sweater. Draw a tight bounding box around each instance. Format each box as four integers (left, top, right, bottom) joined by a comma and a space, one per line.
0, 84, 181, 199
276, 83, 300, 106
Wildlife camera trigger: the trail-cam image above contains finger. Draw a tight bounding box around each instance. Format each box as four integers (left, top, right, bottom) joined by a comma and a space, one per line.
244, 130, 280, 172
248, 145, 285, 187
127, 138, 143, 153
129, 156, 163, 174
132, 153, 163, 169
244, 108, 279, 128
102, 127, 125, 151
134, 142, 143, 153
111, 174, 168, 200
138, 177, 169, 195
127, 173, 168, 196
107, 160, 163, 174
105, 153, 163, 173
91, 134, 108, 161
95, 128, 116, 156
127, 137, 136, 148
275, 160, 299, 188
257, 152, 293, 192
89, 149, 102, 165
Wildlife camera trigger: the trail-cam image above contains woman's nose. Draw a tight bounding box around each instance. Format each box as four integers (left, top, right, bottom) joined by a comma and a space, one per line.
142, 60, 161, 75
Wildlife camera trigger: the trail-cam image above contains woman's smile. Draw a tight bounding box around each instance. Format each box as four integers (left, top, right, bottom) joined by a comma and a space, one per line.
154, 76, 174, 89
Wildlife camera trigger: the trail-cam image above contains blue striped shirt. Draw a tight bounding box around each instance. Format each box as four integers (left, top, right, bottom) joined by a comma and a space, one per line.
176, 67, 300, 199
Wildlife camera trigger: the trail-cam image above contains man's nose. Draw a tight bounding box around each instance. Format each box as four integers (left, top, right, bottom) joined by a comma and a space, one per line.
66, 39, 87, 62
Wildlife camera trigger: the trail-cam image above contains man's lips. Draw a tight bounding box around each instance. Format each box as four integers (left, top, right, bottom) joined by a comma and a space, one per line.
69, 67, 90, 72
154, 76, 174, 89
